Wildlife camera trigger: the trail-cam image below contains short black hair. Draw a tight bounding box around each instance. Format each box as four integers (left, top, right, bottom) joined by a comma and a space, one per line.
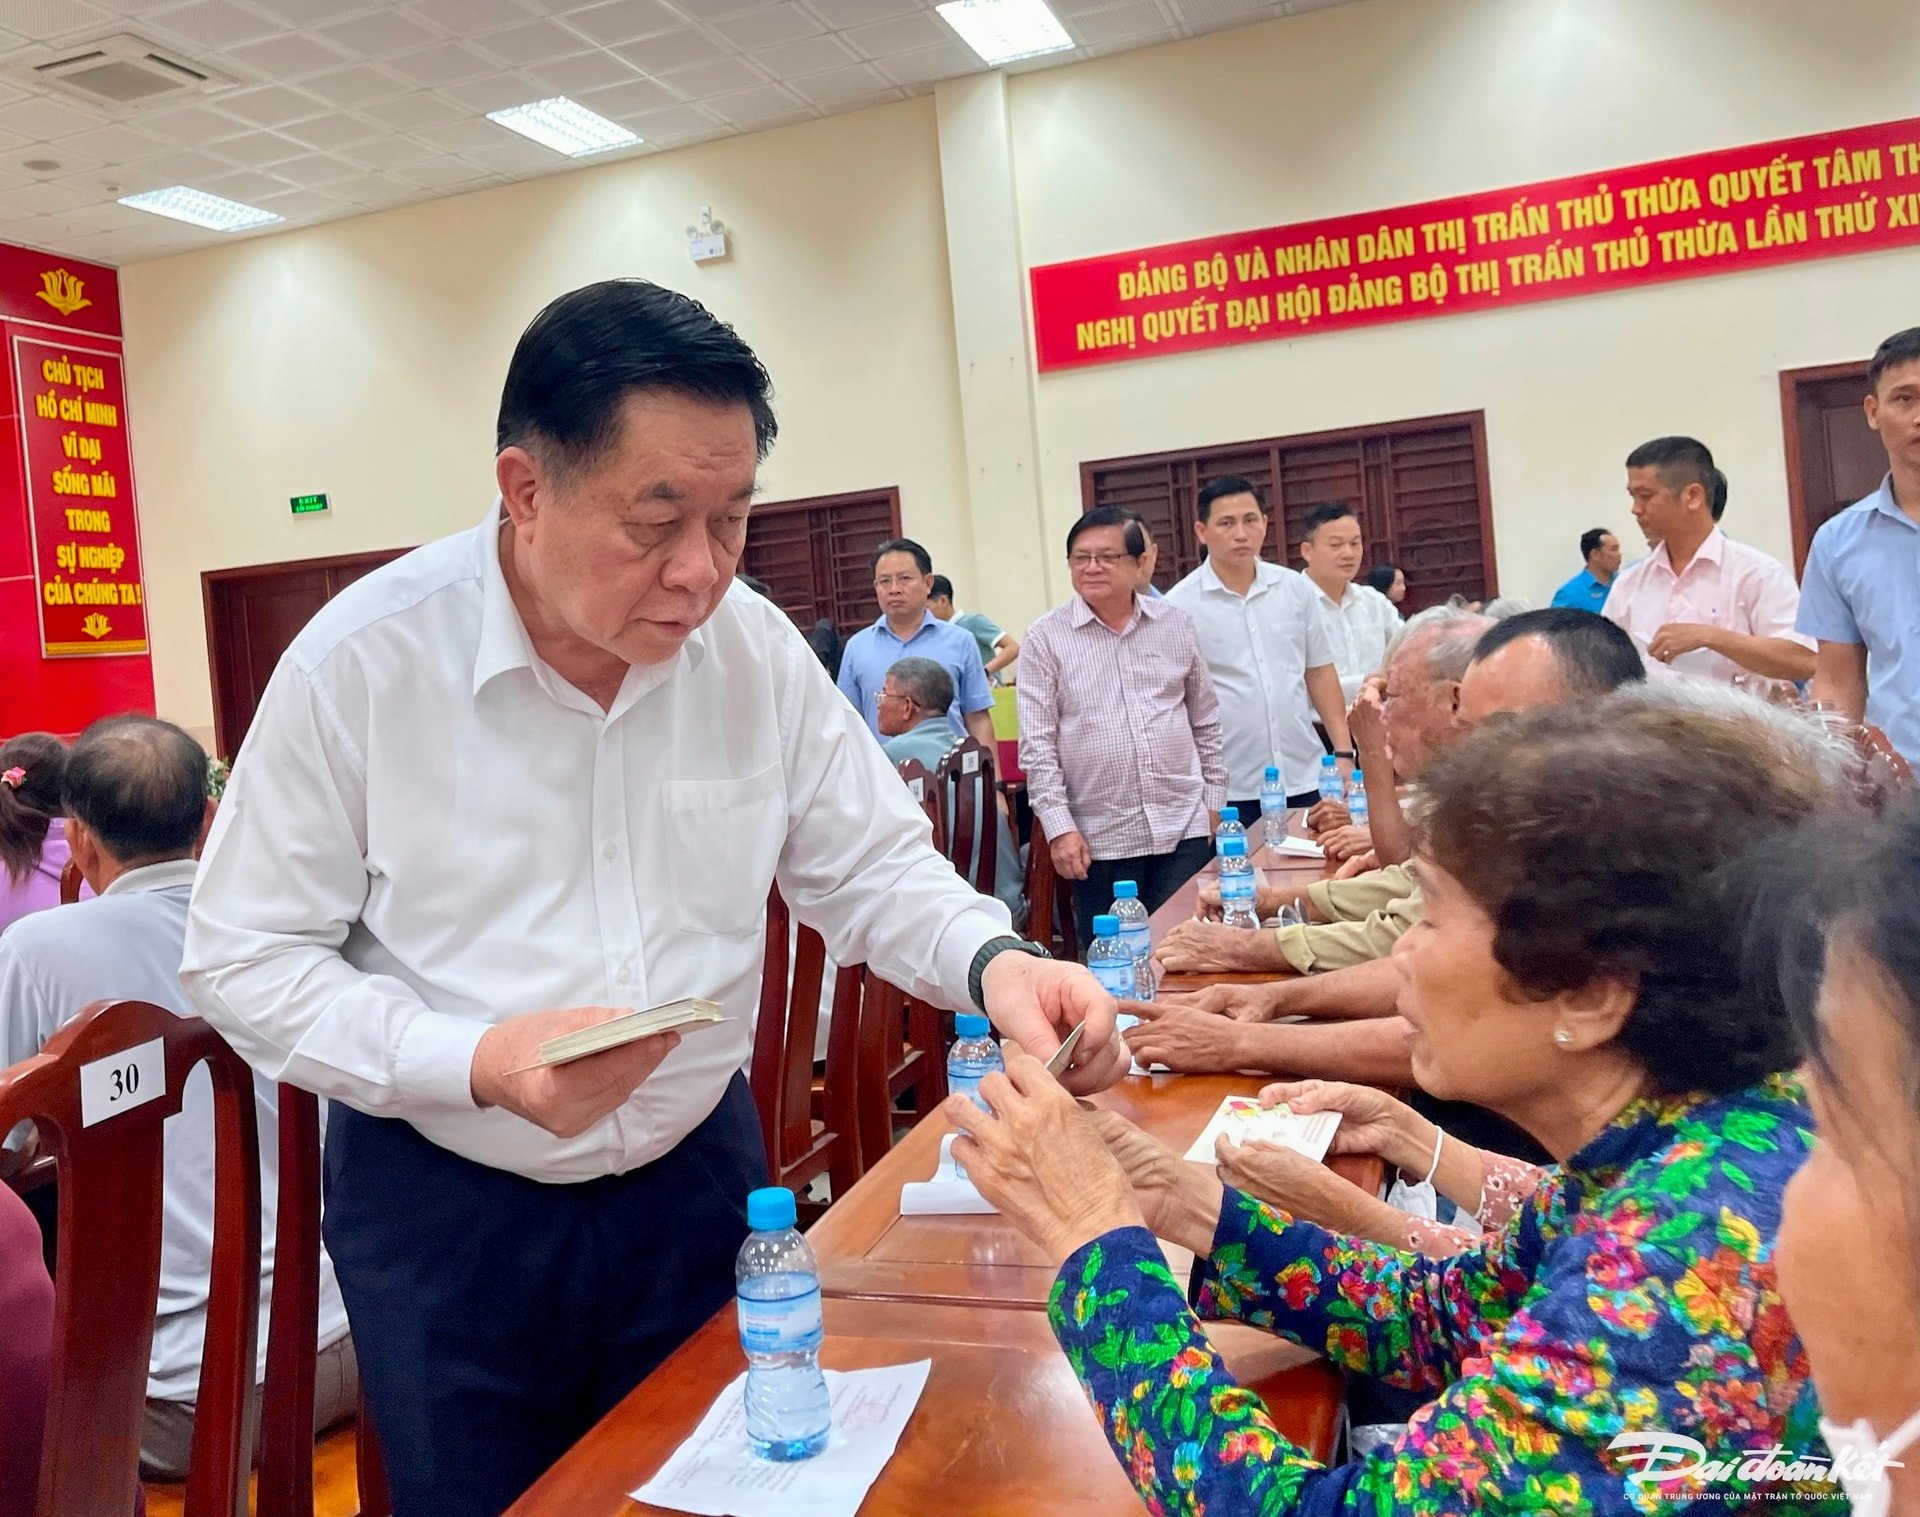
870, 538, 932, 576
1067, 508, 1146, 558
1869, 327, 1920, 394
1471, 607, 1646, 695
497, 279, 777, 478
1364, 564, 1400, 595
1626, 436, 1715, 503
1301, 501, 1359, 541
1709, 467, 1728, 523
929, 574, 955, 602
1196, 476, 1264, 522
1579, 527, 1612, 559
63, 715, 207, 865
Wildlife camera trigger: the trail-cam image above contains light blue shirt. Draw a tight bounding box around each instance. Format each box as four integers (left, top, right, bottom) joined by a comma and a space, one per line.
1797, 475, 1920, 762
1550, 566, 1613, 612
837, 610, 992, 737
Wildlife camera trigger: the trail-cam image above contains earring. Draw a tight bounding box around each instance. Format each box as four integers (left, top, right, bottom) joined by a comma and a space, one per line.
1553, 1028, 1574, 1048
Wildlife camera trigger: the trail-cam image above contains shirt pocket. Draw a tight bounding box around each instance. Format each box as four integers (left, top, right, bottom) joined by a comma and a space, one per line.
661, 763, 785, 936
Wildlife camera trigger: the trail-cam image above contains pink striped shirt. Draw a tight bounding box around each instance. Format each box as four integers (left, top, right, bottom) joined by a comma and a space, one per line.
1016, 594, 1226, 859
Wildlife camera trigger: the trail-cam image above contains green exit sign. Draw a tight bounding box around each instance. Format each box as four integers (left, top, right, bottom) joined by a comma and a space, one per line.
290, 492, 329, 516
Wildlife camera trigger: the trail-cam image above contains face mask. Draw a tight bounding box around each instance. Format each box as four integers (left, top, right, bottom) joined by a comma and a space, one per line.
1819, 1402, 1920, 1517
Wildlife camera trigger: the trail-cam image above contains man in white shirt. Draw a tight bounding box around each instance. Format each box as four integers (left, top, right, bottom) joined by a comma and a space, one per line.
1164, 477, 1353, 818
1296, 501, 1403, 706
181, 280, 1119, 1517
0, 716, 354, 1478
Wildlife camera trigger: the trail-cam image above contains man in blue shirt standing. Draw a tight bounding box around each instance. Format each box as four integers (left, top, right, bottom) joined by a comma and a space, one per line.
1550, 527, 1622, 611
1799, 326, 1920, 764
838, 537, 995, 746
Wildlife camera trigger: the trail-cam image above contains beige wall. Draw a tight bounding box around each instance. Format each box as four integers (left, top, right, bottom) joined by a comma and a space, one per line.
121, 0, 1920, 733
122, 97, 971, 736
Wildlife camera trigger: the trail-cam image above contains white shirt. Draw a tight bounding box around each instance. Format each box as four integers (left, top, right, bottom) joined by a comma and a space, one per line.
182, 501, 1009, 1185
1310, 579, 1403, 705
0, 859, 350, 1400
1600, 528, 1812, 685
1163, 558, 1337, 797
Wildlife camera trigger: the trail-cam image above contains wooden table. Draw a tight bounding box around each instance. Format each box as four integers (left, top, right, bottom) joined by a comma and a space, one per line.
507, 1296, 1344, 1517
1152, 818, 1328, 991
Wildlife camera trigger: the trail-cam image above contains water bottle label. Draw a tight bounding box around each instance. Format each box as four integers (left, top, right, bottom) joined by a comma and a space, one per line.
1090, 958, 1135, 998
948, 1071, 989, 1109
1119, 924, 1151, 960
738, 1283, 823, 1355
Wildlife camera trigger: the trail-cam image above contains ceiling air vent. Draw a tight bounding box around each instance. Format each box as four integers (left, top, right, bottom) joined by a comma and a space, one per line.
28, 35, 231, 111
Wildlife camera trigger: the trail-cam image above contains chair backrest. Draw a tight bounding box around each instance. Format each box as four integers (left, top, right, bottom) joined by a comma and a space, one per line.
894, 759, 945, 854
934, 738, 997, 898
0, 1000, 259, 1517
1024, 813, 1078, 962
57, 859, 81, 906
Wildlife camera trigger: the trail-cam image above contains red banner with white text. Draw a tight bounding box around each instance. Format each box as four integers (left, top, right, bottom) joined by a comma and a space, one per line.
1030, 115, 1920, 372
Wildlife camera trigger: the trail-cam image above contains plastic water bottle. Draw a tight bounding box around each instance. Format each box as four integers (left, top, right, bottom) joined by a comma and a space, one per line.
1316, 754, 1344, 808
946, 1012, 1004, 1110
737, 1187, 831, 1461
1347, 770, 1371, 828
1260, 765, 1290, 850
1218, 836, 1258, 929
1109, 881, 1155, 1002
1086, 914, 1136, 1000
1215, 805, 1246, 856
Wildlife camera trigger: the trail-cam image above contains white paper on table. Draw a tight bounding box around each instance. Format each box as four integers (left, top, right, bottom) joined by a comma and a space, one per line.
633, 1360, 932, 1517
899, 1134, 999, 1215
1268, 834, 1325, 859
1183, 1096, 1341, 1164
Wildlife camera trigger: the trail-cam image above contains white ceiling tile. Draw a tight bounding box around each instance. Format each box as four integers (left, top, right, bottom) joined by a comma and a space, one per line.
657, 55, 764, 94
317, 9, 439, 56
801, 0, 916, 27
140, 104, 253, 143
277, 110, 382, 149
612, 27, 727, 71
127, 144, 238, 180
619, 102, 717, 139
223, 30, 354, 78
201, 127, 305, 164
385, 40, 497, 87
440, 71, 547, 112
0, 179, 93, 214
656, 0, 770, 21
4, 0, 115, 42
0, 95, 108, 138
388, 152, 489, 187
49, 123, 160, 162
254, 185, 349, 216
219, 84, 330, 126
340, 132, 439, 168
1067, 0, 1166, 42
458, 131, 563, 171
201, 167, 296, 199
265, 150, 358, 184
1171, 0, 1268, 20
564, 0, 680, 43
326, 168, 412, 202
415, 116, 507, 153
786, 60, 889, 104
579, 75, 675, 114
407, 0, 534, 30
359, 90, 466, 129
530, 49, 639, 94
713, 3, 819, 47
751, 32, 855, 74
247, 0, 383, 24
43, 200, 136, 231
704, 80, 804, 124
146, 0, 280, 46
470, 17, 587, 63
840, 10, 947, 56
872, 38, 977, 81
301, 65, 410, 105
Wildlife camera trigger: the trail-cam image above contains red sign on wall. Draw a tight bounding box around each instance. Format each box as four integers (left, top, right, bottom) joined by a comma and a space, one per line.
1030, 115, 1920, 372
11, 335, 148, 657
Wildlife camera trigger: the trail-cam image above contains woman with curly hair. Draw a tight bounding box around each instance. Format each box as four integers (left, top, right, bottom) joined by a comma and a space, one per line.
949, 696, 1845, 1515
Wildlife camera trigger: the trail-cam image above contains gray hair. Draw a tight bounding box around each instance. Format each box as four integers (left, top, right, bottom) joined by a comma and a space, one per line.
1385, 606, 1496, 684
887, 656, 954, 714
1607, 679, 1858, 798
1481, 596, 1532, 621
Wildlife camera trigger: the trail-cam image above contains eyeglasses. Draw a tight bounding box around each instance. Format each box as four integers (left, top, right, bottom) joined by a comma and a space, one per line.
1068, 551, 1138, 570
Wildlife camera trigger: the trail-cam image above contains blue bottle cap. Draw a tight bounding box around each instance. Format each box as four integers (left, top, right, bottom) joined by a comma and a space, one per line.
1219, 806, 1239, 822
955, 1011, 990, 1039
1265, 765, 1280, 782
1220, 837, 1248, 857
1092, 914, 1121, 936
1112, 880, 1139, 898
1321, 753, 1337, 766
747, 1186, 797, 1231
1352, 770, 1365, 783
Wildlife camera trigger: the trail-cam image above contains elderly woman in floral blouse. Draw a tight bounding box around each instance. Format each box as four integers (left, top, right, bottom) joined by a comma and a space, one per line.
949, 698, 1844, 1515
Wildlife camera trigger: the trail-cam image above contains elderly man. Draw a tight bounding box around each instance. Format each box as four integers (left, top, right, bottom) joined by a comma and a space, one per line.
0, 715, 355, 1478
182, 281, 1118, 1517
838, 538, 995, 745
1128, 609, 1646, 1081
1019, 507, 1225, 946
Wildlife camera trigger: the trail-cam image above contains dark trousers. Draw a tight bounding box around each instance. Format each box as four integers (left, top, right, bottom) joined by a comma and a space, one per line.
322, 1075, 768, 1517
1226, 790, 1321, 823
1071, 835, 1214, 954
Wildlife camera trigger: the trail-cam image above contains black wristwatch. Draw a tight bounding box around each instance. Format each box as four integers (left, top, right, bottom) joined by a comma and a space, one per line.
1333, 749, 1357, 759
968, 935, 1052, 1010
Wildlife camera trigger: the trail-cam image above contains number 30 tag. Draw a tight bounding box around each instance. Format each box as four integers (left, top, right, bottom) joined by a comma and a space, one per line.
79, 1038, 165, 1128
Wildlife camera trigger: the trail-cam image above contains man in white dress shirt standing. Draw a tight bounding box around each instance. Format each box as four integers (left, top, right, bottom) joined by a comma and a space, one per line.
1295, 500, 1403, 706
182, 281, 1120, 1517
1164, 477, 1353, 819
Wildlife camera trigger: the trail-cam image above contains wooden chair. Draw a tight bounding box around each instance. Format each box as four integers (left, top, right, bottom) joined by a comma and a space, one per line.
881, 985, 948, 1141
0, 999, 260, 1517
933, 738, 997, 899
1024, 814, 1078, 962
58, 858, 82, 905
894, 759, 945, 853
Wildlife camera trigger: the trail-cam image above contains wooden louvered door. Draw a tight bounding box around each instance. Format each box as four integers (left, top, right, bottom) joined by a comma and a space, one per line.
740, 487, 901, 635
1082, 413, 1496, 610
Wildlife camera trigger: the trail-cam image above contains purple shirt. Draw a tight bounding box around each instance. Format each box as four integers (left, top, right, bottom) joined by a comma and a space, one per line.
1, 818, 78, 937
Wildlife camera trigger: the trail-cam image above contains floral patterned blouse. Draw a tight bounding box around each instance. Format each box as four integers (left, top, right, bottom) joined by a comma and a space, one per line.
1049, 1075, 1841, 1514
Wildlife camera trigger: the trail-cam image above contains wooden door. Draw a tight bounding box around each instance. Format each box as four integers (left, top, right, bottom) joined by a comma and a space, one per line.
202, 548, 410, 759
1782, 361, 1882, 573
739, 488, 901, 636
